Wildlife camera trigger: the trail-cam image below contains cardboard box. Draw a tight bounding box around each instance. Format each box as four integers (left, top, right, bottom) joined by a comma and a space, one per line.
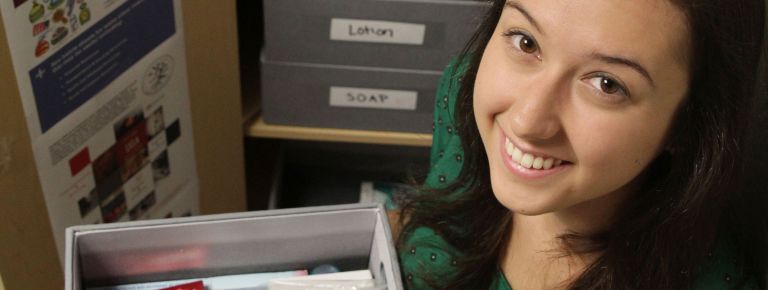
65, 203, 403, 290
263, 0, 487, 70
261, 59, 442, 133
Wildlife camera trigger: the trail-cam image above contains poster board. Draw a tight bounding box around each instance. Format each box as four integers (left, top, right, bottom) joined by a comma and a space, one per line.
2, 0, 202, 262
0, 1, 245, 289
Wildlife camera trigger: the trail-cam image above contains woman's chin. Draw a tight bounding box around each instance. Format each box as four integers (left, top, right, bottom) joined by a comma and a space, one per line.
489, 174, 563, 216
491, 189, 560, 217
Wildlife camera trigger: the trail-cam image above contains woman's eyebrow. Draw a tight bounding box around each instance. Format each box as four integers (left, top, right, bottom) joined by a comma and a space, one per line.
505, 1, 545, 36
591, 52, 657, 88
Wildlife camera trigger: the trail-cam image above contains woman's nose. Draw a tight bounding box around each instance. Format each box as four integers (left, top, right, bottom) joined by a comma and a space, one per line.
508, 79, 563, 141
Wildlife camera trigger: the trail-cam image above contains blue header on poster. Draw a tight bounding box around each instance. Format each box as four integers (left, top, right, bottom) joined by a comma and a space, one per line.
29, 0, 175, 133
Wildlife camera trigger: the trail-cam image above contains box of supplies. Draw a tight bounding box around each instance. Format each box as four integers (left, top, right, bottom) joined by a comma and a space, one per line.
65, 203, 403, 290
260, 59, 442, 133
263, 0, 487, 70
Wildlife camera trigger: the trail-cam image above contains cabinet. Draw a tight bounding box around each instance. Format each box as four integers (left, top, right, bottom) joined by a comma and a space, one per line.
237, 1, 434, 211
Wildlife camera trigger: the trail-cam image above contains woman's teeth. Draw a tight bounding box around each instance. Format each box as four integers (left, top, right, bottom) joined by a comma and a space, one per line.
505, 138, 563, 170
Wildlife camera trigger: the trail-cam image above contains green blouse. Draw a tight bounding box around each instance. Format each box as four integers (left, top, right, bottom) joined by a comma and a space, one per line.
397, 61, 757, 290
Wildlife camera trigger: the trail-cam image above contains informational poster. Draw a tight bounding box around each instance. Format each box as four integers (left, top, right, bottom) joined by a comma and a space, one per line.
1, 0, 199, 262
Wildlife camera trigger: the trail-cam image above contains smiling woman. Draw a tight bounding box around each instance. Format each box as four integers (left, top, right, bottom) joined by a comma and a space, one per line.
475, 0, 692, 221
396, 0, 767, 289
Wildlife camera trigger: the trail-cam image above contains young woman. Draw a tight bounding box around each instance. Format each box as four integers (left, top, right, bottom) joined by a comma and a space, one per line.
397, 0, 767, 289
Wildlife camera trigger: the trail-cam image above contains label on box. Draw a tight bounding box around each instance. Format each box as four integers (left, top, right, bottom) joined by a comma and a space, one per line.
330, 18, 426, 45
330, 87, 418, 111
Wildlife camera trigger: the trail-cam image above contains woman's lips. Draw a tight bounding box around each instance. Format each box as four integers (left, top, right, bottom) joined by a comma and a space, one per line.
500, 134, 571, 179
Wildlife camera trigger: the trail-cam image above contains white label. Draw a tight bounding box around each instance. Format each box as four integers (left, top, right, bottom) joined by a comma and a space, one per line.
330, 18, 426, 45
330, 87, 418, 111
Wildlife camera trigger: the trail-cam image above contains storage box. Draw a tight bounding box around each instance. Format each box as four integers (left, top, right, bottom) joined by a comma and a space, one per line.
65, 203, 403, 290
261, 59, 442, 133
263, 0, 487, 70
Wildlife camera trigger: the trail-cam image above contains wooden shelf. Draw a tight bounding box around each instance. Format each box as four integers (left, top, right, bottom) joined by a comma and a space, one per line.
245, 117, 432, 147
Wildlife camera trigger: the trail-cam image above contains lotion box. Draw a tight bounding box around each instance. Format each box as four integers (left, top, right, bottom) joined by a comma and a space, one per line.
262, 0, 487, 70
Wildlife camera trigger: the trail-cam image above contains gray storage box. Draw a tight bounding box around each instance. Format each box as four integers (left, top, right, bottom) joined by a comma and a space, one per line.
65, 204, 403, 290
261, 60, 442, 133
263, 0, 487, 70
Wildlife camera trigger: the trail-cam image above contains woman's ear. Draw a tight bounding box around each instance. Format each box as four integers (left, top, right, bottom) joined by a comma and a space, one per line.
663, 124, 687, 156
664, 99, 693, 156
665, 143, 679, 155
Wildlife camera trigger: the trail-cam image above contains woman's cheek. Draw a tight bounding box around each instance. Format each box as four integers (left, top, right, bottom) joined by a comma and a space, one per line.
575, 122, 663, 181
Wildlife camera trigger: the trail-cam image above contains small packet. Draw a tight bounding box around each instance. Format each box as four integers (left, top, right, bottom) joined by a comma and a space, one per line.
159, 281, 204, 290
268, 270, 387, 290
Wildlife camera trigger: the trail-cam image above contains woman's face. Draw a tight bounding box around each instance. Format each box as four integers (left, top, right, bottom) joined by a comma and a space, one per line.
474, 0, 692, 216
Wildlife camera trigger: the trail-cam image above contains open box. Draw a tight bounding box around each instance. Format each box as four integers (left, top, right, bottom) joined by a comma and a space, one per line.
65, 203, 403, 290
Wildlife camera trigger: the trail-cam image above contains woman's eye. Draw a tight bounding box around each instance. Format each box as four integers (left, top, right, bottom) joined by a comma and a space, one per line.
503, 30, 539, 55
586, 75, 630, 102
511, 34, 538, 54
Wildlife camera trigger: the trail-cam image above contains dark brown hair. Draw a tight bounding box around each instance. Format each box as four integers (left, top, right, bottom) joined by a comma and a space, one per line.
400, 0, 767, 289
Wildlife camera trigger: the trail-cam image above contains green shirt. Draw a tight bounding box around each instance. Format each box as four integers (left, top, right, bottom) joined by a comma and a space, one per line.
398, 60, 756, 290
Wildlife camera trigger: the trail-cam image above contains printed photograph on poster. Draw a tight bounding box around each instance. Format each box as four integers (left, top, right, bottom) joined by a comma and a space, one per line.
21, 0, 92, 58
70, 105, 184, 224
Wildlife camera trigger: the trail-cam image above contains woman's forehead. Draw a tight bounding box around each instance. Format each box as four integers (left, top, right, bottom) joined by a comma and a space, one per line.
500, 0, 692, 86
501, 1, 689, 55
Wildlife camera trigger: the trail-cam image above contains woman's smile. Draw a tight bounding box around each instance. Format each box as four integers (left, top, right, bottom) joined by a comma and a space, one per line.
499, 126, 571, 180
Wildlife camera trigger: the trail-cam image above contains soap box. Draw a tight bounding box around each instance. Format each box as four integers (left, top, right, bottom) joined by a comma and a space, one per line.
263, 0, 488, 70
65, 203, 403, 290
261, 59, 442, 133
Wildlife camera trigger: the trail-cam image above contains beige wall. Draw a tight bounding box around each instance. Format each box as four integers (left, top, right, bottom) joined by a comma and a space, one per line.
0, 1, 245, 289
0, 11, 61, 288
183, 0, 247, 215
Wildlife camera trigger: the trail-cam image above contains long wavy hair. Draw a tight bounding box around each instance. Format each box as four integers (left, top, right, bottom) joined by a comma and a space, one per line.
399, 0, 767, 289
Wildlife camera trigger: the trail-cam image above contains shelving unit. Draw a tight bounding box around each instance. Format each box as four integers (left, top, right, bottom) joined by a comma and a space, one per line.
236, 0, 433, 211
236, 0, 435, 149
245, 116, 432, 147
